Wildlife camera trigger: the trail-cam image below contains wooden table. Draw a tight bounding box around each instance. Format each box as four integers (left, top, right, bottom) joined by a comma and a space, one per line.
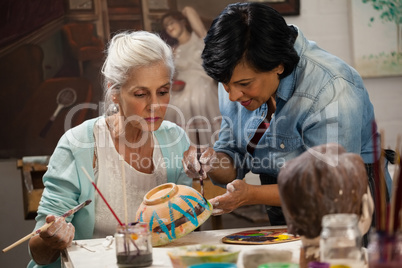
61, 226, 301, 268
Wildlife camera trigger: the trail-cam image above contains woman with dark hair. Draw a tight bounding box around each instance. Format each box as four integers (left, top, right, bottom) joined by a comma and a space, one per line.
161, 6, 221, 147
182, 2, 391, 226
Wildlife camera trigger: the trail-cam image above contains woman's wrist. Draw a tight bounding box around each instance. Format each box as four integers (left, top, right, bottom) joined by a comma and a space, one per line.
207, 152, 236, 184
29, 236, 61, 265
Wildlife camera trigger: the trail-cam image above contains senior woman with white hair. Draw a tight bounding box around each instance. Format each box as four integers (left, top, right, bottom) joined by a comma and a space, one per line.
27, 31, 192, 268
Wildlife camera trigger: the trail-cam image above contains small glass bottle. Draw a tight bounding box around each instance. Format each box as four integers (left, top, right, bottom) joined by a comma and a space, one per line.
308, 261, 330, 268
115, 222, 153, 267
319, 214, 364, 268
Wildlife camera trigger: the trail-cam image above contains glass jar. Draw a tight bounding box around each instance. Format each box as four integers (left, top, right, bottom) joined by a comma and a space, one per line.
367, 231, 402, 268
319, 214, 364, 268
258, 264, 299, 268
115, 222, 152, 267
308, 261, 329, 268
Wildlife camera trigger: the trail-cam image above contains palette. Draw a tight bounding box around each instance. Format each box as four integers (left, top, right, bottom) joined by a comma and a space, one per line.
221, 228, 300, 245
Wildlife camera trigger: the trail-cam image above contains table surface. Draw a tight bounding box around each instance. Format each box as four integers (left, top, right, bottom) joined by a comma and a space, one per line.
61, 226, 301, 268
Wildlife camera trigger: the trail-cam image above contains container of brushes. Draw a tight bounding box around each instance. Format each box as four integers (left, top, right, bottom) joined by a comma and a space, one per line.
367, 231, 402, 268
115, 222, 152, 267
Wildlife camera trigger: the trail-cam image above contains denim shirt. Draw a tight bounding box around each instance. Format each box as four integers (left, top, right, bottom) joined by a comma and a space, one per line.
214, 26, 382, 182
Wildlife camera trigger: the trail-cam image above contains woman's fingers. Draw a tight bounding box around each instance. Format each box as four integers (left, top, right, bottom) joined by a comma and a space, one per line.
63, 223, 75, 248
208, 180, 249, 216
183, 145, 206, 178
199, 148, 217, 173
183, 145, 218, 179
40, 216, 75, 250
182, 157, 200, 178
209, 194, 234, 216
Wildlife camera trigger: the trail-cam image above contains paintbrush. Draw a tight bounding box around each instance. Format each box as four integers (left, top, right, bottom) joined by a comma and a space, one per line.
81, 166, 124, 226
2, 199, 92, 253
372, 121, 383, 231
388, 136, 401, 234
379, 130, 387, 231
391, 149, 402, 233
372, 122, 390, 231
197, 145, 205, 197
195, 130, 205, 198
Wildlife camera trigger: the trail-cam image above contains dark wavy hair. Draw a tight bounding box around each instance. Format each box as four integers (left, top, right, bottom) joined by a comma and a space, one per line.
202, 2, 300, 84
160, 11, 192, 47
161, 11, 192, 33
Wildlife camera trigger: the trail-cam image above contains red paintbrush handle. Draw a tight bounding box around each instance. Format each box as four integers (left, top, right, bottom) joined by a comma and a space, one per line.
91, 182, 124, 226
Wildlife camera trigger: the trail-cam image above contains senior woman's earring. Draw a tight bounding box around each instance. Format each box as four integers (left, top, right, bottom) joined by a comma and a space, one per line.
108, 103, 119, 114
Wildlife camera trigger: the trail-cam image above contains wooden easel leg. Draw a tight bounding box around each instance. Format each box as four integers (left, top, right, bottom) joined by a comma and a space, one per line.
78, 61, 84, 76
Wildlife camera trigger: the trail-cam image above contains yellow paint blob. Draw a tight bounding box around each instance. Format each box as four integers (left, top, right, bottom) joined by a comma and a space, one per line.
130, 234, 138, 240
275, 234, 290, 240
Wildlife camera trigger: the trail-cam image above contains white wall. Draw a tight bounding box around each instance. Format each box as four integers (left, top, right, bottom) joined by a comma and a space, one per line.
286, 0, 402, 149
0, 160, 35, 267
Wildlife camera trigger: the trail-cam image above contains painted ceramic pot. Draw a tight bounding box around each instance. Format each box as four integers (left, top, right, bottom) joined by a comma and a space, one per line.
135, 183, 212, 246
167, 244, 240, 268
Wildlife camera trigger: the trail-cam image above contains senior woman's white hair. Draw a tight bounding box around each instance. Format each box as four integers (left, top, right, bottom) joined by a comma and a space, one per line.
101, 30, 175, 115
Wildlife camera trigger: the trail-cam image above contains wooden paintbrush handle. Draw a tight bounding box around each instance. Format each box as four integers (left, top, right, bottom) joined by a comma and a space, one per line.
2, 221, 54, 253
2, 233, 36, 253
2, 200, 91, 253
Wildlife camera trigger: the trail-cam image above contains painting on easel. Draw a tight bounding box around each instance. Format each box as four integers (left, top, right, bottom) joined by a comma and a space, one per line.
142, 0, 299, 33
351, 0, 402, 78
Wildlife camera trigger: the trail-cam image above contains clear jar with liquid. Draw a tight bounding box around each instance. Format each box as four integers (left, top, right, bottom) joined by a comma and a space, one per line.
320, 214, 364, 268
115, 222, 152, 267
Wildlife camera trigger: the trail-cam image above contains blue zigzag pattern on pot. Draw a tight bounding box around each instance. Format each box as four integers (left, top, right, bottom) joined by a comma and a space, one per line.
138, 194, 209, 242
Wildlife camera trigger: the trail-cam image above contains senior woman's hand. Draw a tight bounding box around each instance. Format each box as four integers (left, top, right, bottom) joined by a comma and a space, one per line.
208, 179, 251, 216
39, 215, 75, 250
29, 215, 75, 265
182, 145, 217, 178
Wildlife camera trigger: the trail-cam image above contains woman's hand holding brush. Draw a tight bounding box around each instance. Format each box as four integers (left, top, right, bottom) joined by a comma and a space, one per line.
39, 215, 75, 250
182, 145, 217, 180
1, 200, 92, 265
28, 215, 75, 265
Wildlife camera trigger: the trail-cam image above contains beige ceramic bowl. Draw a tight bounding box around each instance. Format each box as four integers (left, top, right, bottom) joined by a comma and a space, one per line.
136, 183, 212, 246
167, 244, 240, 268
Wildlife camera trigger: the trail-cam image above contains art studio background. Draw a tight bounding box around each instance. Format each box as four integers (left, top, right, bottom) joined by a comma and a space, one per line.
1, 0, 401, 267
